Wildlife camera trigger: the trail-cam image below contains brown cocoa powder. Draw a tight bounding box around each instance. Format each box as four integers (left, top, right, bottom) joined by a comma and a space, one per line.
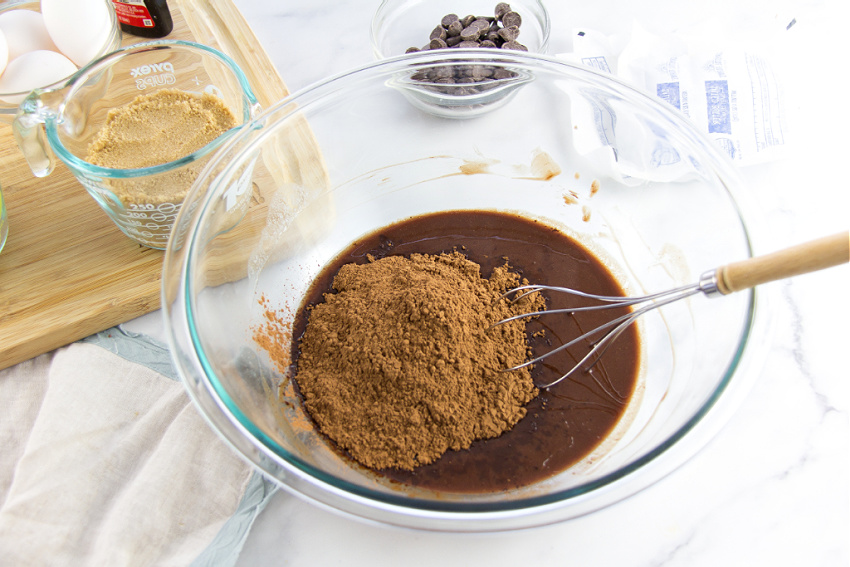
254, 294, 293, 374
275, 250, 545, 471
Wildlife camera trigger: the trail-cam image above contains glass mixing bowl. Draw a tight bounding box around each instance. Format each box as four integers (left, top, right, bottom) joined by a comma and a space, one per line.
162, 50, 771, 531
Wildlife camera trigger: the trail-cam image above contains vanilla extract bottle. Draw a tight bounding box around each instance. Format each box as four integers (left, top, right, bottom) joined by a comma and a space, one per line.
111, 0, 173, 38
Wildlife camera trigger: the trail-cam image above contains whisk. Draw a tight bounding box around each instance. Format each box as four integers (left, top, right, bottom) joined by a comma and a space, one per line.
495, 231, 849, 389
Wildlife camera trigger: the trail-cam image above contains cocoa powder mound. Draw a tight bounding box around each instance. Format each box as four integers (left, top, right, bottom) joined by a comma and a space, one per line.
292, 251, 545, 471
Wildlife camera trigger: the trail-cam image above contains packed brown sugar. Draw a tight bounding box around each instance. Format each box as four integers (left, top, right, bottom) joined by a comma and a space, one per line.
85, 88, 236, 205
256, 211, 640, 492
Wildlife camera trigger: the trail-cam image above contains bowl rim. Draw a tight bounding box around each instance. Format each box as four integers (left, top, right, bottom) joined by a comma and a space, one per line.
163, 49, 772, 529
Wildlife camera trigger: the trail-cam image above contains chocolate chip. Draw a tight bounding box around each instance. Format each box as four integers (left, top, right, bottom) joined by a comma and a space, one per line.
430, 25, 447, 41
501, 11, 521, 28
458, 40, 480, 48
495, 2, 511, 20
430, 37, 448, 49
480, 40, 498, 48
472, 18, 491, 31
471, 65, 493, 79
498, 25, 520, 41
447, 20, 463, 36
460, 25, 481, 41
434, 66, 454, 79
446, 35, 463, 47
501, 40, 527, 51
461, 14, 476, 27
406, 46, 420, 53
441, 13, 459, 27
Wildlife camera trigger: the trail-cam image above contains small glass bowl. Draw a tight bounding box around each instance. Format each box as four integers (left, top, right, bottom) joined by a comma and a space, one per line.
370, 0, 551, 59
0, 0, 122, 124
371, 0, 551, 118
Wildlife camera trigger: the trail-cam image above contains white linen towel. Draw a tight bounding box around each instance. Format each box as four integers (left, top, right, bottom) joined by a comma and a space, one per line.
0, 329, 276, 566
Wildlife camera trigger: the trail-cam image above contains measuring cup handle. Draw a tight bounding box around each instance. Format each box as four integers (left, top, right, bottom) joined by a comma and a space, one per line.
12, 91, 59, 178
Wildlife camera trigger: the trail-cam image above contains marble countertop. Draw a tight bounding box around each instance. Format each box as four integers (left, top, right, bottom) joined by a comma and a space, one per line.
128, 0, 848, 564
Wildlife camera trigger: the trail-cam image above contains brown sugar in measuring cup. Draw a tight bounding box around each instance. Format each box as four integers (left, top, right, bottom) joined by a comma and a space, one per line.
85, 89, 237, 215
13, 40, 260, 249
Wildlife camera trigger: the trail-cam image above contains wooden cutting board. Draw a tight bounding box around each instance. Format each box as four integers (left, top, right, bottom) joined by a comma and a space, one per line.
0, 0, 324, 370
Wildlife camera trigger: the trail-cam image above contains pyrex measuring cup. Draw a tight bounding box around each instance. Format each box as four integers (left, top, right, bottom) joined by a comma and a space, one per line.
13, 40, 260, 249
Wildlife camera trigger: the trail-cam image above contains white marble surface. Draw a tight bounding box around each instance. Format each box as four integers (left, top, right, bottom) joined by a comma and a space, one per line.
129, 0, 849, 564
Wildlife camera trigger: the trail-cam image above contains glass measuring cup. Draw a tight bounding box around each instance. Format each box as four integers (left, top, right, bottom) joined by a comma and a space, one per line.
13, 40, 260, 249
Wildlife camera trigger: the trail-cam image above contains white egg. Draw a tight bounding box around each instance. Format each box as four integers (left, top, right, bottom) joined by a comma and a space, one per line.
0, 9, 58, 61
41, 0, 112, 67
0, 50, 77, 104
0, 29, 8, 76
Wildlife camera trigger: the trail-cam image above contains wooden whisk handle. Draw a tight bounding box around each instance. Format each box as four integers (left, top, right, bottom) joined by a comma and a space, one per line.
715, 230, 849, 295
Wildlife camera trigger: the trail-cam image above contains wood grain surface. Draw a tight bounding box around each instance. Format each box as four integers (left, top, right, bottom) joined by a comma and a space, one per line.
0, 0, 318, 370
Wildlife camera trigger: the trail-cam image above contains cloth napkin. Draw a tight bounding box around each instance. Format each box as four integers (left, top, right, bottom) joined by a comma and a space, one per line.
0, 327, 277, 566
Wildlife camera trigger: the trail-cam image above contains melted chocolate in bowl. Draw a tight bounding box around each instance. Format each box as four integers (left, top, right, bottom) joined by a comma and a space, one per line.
291, 211, 640, 493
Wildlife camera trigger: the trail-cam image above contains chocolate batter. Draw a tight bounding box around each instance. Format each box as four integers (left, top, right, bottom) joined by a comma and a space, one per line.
291, 211, 640, 492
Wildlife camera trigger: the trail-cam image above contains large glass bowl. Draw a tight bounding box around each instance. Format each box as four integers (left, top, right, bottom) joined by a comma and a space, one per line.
162, 50, 771, 531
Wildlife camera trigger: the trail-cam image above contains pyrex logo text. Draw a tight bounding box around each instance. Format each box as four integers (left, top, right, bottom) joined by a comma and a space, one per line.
130, 62, 174, 77
131, 62, 176, 90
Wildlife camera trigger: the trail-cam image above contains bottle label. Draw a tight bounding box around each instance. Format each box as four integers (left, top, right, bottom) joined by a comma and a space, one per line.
112, 1, 156, 28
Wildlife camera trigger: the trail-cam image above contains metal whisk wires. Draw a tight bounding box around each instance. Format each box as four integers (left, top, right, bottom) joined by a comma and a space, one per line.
493, 278, 712, 389
492, 230, 850, 389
